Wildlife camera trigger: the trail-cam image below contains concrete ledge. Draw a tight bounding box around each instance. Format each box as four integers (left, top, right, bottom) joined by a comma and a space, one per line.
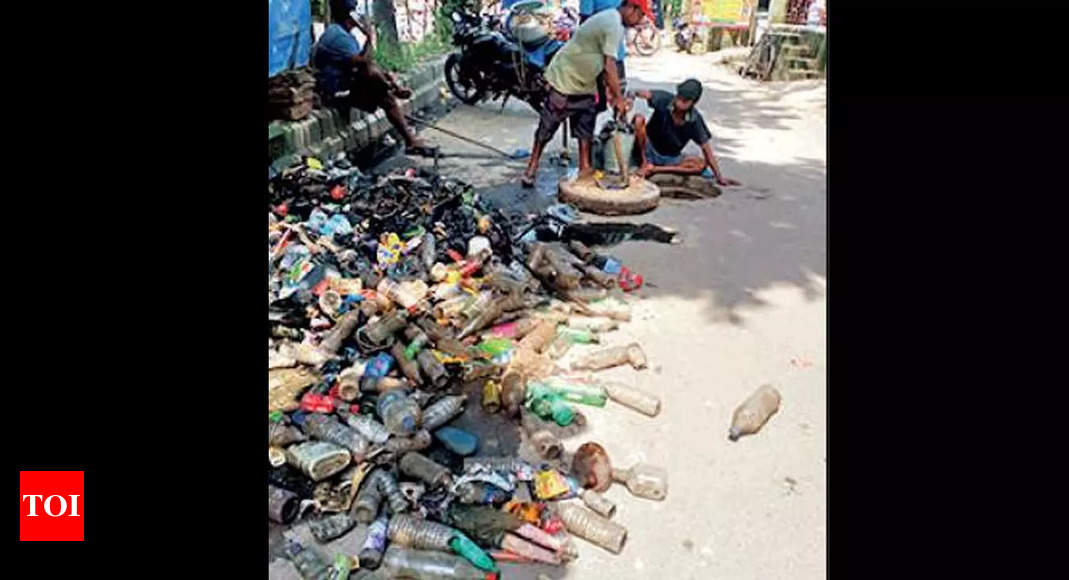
268, 54, 449, 165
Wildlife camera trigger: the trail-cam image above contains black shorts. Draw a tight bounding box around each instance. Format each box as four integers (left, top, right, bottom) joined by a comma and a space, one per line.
535, 87, 597, 144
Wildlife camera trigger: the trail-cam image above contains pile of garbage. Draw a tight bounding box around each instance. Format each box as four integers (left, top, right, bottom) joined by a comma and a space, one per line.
267, 154, 674, 579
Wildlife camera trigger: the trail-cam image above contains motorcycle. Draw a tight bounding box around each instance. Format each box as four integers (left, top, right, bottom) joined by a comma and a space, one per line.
443, 8, 566, 112
673, 16, 697, 53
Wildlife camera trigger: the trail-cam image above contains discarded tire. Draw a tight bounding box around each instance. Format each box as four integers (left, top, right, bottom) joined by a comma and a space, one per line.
647, 173, 722, 199
558, 177, 660, 216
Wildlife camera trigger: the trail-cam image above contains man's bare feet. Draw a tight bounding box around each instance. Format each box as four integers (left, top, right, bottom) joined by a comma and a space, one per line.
577, 167, 596, 181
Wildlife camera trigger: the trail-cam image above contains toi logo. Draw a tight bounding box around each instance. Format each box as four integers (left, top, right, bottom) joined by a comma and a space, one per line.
19, 471, 84, 541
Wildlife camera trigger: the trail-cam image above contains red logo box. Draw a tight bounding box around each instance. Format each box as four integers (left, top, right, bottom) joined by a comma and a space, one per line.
20, 471, 84, 541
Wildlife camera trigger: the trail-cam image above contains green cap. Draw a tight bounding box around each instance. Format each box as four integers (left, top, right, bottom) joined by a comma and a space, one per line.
677, 78, 703, 102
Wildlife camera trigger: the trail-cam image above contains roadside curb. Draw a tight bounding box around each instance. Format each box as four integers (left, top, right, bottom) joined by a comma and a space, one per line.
269, 54, 449, 171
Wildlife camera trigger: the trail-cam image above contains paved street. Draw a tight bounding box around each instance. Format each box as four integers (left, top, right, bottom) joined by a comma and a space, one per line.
274, 48, 826, 580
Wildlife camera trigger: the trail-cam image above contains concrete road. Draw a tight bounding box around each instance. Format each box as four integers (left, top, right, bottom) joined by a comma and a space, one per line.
274, 49, 826, 580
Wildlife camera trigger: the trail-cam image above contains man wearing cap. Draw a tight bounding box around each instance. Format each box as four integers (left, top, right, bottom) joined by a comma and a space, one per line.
629, 79, 741, 185
313, 0, 432, 154
521, 0, 652, 188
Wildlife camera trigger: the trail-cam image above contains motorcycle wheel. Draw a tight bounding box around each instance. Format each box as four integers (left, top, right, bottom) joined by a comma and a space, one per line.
633, 24, 661, 57
445, 53, 486, 105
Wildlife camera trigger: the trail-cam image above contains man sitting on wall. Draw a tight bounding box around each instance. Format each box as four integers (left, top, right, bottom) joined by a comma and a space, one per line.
629, 79, 741, 185
313, 0, 433, 154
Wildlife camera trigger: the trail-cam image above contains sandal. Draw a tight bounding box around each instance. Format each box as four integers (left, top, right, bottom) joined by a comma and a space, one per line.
405, 145, 439, 157
520, 174, 536, 188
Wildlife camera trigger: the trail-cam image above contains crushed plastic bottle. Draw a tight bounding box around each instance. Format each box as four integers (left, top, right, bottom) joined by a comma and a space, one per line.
310, 513, 357, 542
285, 441, 352, 481
387, 513, 456, 551
286, 539, 332, 580
377, 389, 423, 436
517, 320, 557, 353
352, 471, 385, 523
555, 502, 628, 554
729, 384, 782, 441
391, 342, 424, 386
611, 463, 668, 501
383, 429, 434, 455
416, 349, 449, 389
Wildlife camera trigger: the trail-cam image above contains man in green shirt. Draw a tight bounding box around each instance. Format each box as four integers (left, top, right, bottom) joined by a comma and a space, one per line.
521, 0, 652, 188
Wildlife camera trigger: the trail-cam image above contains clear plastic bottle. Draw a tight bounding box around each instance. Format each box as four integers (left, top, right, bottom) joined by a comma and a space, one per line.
358, 515, 389, 569
377, 389, 423, 436
379, 546, 497, 580
359, 309, 408, 347
421, 395, 467, 430
555, 502, 628, 554
309, 513, 357, 543
602, 381, 662, 417
319, 310, 362, 354
612, 463, 668, 501
387, 513, 456, 551
729, 384, 782, 441
286, 540, 331, 580
346, 413, 391, 444
567, 315, 619, 332
369, 468, 410, 515
399, 452, 453, 488
570, 343, 647, 371
298, 413, 369, 461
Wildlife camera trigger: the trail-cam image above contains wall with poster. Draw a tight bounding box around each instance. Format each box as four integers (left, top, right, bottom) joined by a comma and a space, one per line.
394, 0, 441, 43
699, 0, 754, 25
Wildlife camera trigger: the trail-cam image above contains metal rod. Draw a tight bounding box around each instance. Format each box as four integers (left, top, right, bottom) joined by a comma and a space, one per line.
404, 114, 522, 159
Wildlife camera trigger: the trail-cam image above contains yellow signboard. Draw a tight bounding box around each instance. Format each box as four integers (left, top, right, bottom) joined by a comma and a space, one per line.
700, 0, 754, 25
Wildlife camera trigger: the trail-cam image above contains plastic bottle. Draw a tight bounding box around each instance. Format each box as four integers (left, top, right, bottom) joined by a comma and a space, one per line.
421, 395, 467, 430
500, 369, 526, 418
269, 484, 299, 524
416, 349, 449, 389
387, 513, 456, 551
336, 365, 365, 401
545, 334, 573, 359
383, 429, 433, 455
297, 413, 370, 461
285, 441, 352, 481
326, 553, 353, 580
584, 296, 632, 321
579, 489, 617, 519
602, 381, 661, 417
567, 315, 619, 332
346, 413, 391, 444
359, 515, 389, 569
286, 540, 332, 580
379, 546, 497, 580
377, 389, 423, 436
434, 426, 479, 456
481, 380, 501, 413
368, 468, 409, 515
729, 384, 782, 441
555, 502, 628, 554
539, 376, 608, 406
449, 534, 497, 571
570, 343, 648, 371
527, 393, 575, 426
571, 442, 613, 492
557, 327, 600, 344
561, 286, 609, 303
359, 309, 408, 348
310, 513, 358, 543
403, 326, 430, 360
351, 472, 384, 523
390, 342, 424, 386
528, 429, 564, 460
517, 320, 557, 353
399, 452, 453, 488
611, 463, 668, 501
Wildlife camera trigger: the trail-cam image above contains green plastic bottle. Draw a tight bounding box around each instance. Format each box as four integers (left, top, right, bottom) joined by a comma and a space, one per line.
476, 338, 514, 358
557, 327, 600, 344
449, 533, 498, 572
527, 389, 576, 426
539, 377, 608, 407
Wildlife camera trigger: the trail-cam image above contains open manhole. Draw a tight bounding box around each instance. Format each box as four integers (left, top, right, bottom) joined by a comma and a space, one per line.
647, 173, 724, 199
